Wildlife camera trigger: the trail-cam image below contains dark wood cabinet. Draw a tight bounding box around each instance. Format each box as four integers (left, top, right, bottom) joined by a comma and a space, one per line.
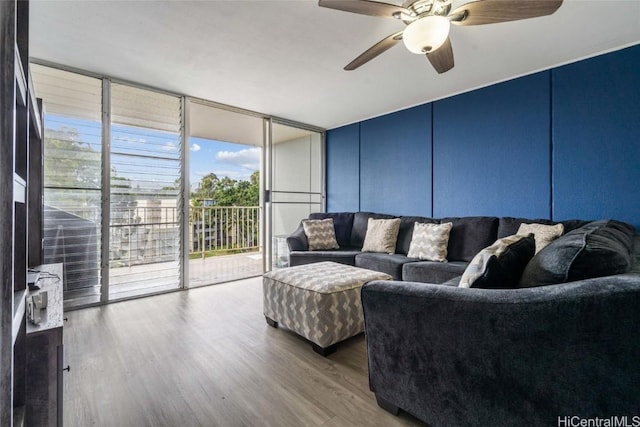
26, 264, 64, 427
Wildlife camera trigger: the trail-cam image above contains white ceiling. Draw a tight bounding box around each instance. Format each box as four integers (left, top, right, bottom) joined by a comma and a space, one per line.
30, 0, 640, 130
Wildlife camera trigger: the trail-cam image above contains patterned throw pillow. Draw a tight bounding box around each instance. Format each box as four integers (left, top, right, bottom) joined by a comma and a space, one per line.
517, 222, 564, 254
361, 218, 401, 254
459, 234, 535, 289
407, 222, 453, 262
302, 218, 339, 251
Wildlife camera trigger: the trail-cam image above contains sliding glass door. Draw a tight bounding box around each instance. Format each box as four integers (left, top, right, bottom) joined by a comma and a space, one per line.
265, 121, 324, 270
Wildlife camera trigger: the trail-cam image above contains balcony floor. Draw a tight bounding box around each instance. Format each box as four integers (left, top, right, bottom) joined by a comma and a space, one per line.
64, 251, 264, 308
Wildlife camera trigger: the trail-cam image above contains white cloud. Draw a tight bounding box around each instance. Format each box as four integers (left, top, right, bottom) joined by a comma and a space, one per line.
190, 143, 201, 152
162, 142, 177, 151
216, 147, 260, 171
114, 135, 147, 143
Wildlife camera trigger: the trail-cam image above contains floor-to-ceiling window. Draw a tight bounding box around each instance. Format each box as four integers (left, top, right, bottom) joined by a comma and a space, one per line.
32, 64, 103, 307
32, 63, 325, 307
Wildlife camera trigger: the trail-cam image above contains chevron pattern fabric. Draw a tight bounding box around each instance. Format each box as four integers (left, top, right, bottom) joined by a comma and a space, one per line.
263, 262, 391, 348
517, 222, 564, 254
302, 218, 339, 251
459, 234, 534, 288
361, 218, 401, 254
407, 222, 453, 262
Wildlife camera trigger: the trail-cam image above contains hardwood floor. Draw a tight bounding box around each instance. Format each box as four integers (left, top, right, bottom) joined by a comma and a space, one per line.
63, 277, 425, 426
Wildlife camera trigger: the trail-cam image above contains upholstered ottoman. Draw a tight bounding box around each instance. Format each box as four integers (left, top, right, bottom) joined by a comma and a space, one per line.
263, 261, 391, 356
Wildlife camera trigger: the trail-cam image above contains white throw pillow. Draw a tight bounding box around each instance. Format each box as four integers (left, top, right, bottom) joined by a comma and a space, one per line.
517, 222, 564, 254
361, 218, 401, 254
407, 222, 453, 262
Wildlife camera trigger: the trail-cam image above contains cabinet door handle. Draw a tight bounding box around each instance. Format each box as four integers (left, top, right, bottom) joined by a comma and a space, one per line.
63, 365, 70, 372
64, 317, 68, 322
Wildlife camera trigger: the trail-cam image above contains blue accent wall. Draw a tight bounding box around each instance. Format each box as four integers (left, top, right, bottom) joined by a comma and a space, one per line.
326, 123, 360, 212
552, 47, 640, 226
326, 44, 640, 229
433, 72, 551, 218
359, 105, 432, 216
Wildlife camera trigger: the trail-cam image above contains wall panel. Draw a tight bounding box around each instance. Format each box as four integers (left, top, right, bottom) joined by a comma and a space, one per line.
326, 124, 360, 212
433, 72, 551, 218
325, 45, 640, 229
552, 45, 640, 228
360, 105, 431, 216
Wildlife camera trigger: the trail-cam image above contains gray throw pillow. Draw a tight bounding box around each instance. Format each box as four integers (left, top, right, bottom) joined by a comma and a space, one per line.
407, 222, 453, 262
302, 218, 339, 251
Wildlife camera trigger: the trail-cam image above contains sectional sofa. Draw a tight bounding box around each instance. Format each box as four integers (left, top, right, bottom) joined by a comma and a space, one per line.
286, 211, 640, 426
287, 211, 587, 282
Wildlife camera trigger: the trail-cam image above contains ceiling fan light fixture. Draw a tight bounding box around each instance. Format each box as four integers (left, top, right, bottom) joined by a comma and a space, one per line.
402, 15, 450, 54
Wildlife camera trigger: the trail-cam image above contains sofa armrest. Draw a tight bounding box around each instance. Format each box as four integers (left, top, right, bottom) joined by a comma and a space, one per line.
286, 224, 308, 251
361, 276, 640, 426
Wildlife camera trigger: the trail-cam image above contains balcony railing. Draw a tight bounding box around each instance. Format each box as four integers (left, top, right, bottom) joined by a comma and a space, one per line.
190, 206, 260, 259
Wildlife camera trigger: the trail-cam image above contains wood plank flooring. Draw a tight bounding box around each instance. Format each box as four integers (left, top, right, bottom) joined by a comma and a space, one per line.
63, 277, 425, 426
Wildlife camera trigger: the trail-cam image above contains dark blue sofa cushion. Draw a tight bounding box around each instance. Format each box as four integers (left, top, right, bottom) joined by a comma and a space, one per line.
289, 249, 361, 267
439, 216, 499, 262
401, 261, 468, 284
520, 220, 635, 287
355, 253, 415, 281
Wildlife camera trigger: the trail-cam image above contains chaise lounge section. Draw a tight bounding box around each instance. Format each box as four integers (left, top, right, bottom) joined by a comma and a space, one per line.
360, 219, 640, 426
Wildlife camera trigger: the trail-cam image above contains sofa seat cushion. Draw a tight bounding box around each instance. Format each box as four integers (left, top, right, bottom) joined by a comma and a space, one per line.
355, 253, 415, 281
519, 220, 636, 287
440, 216, 499, 262
402, 261, 468, 284
289, 249, 361, 267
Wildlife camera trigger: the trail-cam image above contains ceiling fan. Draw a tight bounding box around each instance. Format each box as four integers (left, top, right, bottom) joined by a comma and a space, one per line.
319, 0, 563, 74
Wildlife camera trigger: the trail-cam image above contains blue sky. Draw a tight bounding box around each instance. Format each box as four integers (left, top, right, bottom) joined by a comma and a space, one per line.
189, 137, 260, 189
44, 114, 260, 190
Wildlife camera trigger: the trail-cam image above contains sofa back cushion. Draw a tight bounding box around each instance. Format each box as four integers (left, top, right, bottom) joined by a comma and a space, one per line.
519, 220, 636, 287
350, 212, 396, 249
309, 212, 354, 247
396, 216, 438, 255
440, 216, 499, 262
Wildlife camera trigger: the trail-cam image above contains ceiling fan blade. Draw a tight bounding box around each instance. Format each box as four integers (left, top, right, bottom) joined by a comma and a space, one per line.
319, 0, 411, 18
426, 36, 454, 74
344, 31, 403, 70
450, 0, 563, 26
